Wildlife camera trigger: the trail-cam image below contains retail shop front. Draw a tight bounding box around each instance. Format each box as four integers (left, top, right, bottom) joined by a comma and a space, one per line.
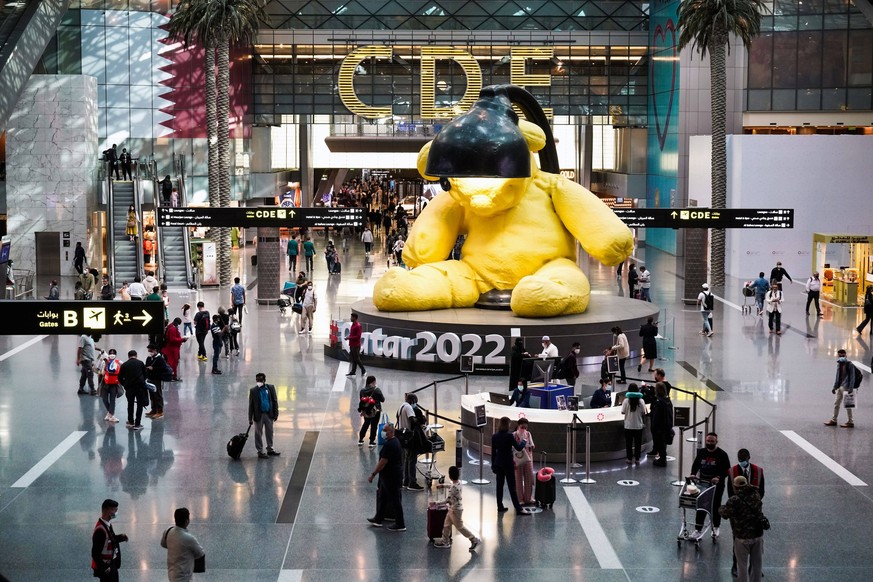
812, 233, 873, 306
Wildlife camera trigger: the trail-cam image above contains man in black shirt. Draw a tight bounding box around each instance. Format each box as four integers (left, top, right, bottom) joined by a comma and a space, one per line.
103, 144, 119, 179
689, 432, 731, 540
367, 423, 405, 532
769, 261, 792, 285
118, 350, 148, 430
119, 148, 132, 180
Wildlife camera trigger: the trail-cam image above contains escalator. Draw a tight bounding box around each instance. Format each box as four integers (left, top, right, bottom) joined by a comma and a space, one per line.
153, 157, 192, 288
110, 178, 142, 286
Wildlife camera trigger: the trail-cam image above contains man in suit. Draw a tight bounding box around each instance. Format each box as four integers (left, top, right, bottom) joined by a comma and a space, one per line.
248, 373, 280, 459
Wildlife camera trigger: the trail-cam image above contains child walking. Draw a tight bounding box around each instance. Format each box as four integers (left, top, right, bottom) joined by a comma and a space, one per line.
434, 466, 481, 551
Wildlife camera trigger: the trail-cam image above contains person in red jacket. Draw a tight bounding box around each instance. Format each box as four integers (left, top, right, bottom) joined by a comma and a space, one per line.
346, 312, 366, 376
163, 317, 186, 381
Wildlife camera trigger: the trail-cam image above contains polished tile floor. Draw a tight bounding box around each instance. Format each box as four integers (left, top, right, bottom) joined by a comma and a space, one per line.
2, 235, 873, 581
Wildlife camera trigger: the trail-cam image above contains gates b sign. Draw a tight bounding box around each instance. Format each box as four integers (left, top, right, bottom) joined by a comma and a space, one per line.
2, 301, 165, 335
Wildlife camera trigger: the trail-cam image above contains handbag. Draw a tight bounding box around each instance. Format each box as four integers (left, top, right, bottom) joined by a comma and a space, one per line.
145, 381, 157, 393
377, 413, 390, 445
116, 384, 124, 398
292, 302, 303, 314
230, 321, 241, 332
844, 390, 857, 409
193, 555, 206, 573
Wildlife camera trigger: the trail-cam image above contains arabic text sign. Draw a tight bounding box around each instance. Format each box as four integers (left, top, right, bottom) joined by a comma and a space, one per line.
157, 207, 366, 228
612, 208, 794, 229
4, 301, 165, 335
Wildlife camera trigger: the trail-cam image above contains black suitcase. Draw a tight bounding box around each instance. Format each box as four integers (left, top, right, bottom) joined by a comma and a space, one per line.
535, 452, 556, 508
331, 261, 342, 274
226, 423, 252, 460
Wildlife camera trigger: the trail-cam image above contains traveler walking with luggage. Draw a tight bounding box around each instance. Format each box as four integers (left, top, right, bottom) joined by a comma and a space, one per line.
433, 465, 481, 550
825, 349, 858, 428
396, 393, 425, 491
513, 418, 536, 505
248, 373, 280, 459
491, 416, 528, 515
367, 423, 406, 532
749, 272, 769, 316
688, 432, 731, 540
161, 507, 206, 582
357, 376, 384, 447
91, 499, 128, 582
299, 282, 317, 334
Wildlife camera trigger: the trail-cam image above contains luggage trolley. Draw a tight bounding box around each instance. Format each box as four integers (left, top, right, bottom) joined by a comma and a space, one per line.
677, 477, 717, 549
277, 281, 295, 314
741, 282, 755, 314
418, 426, 445, 489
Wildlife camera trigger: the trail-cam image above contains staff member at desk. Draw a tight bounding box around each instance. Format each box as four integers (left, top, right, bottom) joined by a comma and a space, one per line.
538, 336, 558, 358
591, 378, 612, 409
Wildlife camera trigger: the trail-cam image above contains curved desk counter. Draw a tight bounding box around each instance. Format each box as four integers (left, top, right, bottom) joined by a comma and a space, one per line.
460, 393, 652, 463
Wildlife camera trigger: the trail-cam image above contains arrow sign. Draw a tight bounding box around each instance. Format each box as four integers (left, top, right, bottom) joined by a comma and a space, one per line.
132, 310, 153, 327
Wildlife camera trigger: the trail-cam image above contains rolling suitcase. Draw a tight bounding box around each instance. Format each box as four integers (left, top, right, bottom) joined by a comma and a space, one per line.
331, 261, 342, 274
535, 452, 556, 509
226, 423, 252, 460
427, 502, 448, 542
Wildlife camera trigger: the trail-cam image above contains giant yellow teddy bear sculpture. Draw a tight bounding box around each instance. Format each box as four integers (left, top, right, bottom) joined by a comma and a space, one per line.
373, 119, 634, 318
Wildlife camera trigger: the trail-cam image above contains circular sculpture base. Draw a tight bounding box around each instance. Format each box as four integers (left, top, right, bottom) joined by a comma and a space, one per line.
324, 295, 660, 375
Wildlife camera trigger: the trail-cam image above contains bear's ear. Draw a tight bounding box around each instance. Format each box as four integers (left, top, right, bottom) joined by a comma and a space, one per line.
519, 119, 546, 153
417, 141, 439, 181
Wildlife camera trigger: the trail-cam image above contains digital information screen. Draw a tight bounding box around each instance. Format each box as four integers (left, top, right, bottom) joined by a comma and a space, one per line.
612, 208, 794, 229
157, 207, 366, 229
3, 301, 165, 335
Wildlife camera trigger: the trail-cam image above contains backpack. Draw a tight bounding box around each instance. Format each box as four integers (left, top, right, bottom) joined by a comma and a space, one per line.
704, 292, 715, 311
359, 393, 377, 419
194, 310, 210, 333
411, 403, 427, 427
851, 362, 863, 389
259, 386, 271, 414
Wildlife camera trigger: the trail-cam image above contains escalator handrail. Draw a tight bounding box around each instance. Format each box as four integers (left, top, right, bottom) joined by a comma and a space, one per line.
177, 157, 193, 288
105, 160, 115, 288
153, 172, 165, 284
132, 160, 145, 281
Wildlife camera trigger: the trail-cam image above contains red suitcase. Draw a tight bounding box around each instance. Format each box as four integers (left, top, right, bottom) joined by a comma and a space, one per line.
427, 502, 448, 542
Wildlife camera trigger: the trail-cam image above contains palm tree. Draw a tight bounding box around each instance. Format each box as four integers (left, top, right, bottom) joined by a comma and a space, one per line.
168, 0, 267, 286
677, 0, 766, 287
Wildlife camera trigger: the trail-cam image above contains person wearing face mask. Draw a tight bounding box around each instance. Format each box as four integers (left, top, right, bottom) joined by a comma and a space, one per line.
825, 349, 857, 428
299, 282, 317, 334
91, 498, 129, 581
100, 349, 122, 423
560, 342, 581, 387
538, 335, 558, 359
508, 338, 530, 391
513, 418, 536, 505
248, 373, 280, 459
145, 344, 171, 420
688, 432, 731, 541
610, 326, 630, 384
727, 449, 766, 578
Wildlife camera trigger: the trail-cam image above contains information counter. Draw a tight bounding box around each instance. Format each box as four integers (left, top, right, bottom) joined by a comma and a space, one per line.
460, 392, 651, 463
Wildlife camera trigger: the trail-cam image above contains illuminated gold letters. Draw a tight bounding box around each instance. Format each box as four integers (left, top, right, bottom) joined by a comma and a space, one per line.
510, 47, 554, 118
420, 47, 483, 120
338, 46, 393, 119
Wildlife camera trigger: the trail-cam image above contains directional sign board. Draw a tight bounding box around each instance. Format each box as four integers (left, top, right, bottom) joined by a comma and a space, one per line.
3, 301, 165, 335
157, 206, 366, 229
612, 208, 794, 229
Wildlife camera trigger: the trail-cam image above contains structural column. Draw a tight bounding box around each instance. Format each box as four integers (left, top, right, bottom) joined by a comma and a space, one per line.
256, 226, 281, 304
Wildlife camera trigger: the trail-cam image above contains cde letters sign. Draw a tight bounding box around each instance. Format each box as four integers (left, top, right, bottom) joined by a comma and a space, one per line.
338, 46, 555, 119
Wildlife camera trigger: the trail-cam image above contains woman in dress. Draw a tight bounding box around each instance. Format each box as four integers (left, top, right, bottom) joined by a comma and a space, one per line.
638, 316, 659, 373
126, 205, 138, 240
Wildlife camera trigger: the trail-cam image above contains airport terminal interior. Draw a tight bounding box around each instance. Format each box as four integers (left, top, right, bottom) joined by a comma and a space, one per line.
2, 242, 873, 581
1, 0, 873, 581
